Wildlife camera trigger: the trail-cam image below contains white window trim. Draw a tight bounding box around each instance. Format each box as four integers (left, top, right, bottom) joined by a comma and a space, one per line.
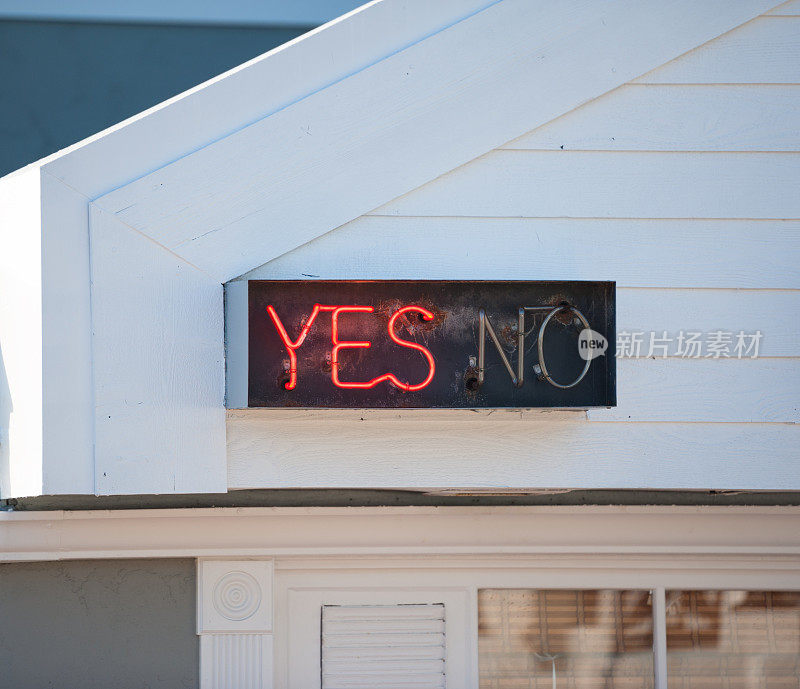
273, 554, 800, 689
283, 588, 471, 688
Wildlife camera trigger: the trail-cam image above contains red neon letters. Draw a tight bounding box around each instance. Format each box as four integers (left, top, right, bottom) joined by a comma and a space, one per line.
266, 303, 335, 390
266, 303, 436, 391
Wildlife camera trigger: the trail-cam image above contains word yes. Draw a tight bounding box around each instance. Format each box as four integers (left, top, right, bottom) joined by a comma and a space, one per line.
267, 303, 436, 391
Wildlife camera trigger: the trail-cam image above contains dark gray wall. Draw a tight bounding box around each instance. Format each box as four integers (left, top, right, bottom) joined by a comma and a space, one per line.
0, 558, 197, 688
0, 20, 311, 177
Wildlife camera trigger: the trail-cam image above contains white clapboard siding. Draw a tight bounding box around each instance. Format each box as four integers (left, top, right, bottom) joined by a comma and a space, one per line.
370, 151, 800, 219
618, 289, 800, 358
594, 358, 800, 422
321, 604, 445, 689
634, 17, 800, 83
503, 85, 800, 151
767, 0, 800, 14
243, 216, 800, 289
227, 413, 800, 490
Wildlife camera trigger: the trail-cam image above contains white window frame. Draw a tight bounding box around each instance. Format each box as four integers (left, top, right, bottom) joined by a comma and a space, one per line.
274, 554, 800, 688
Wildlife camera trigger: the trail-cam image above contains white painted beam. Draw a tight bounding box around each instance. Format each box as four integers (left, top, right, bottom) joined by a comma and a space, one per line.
89, 206, 226, 494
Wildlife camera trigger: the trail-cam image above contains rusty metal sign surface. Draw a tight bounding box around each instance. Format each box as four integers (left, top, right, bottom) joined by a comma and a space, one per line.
248, 280, 615, 408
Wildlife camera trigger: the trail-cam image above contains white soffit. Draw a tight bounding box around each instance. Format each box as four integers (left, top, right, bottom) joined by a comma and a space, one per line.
2, 0, 783, 497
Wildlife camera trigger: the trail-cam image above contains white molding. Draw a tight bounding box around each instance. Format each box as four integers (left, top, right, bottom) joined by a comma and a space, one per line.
1, 506, 799, 562
198, 559, 274, 633
198, 559, 275, 689
200, 635, 273, 689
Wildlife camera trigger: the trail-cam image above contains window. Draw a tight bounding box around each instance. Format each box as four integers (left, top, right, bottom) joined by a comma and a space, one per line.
479, 589, 654, 688
666, 590, 800, 688
479, 589, 800, 688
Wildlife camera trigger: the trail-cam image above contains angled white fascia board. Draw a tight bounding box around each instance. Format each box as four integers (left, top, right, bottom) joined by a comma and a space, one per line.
92, 0, 782, 283
40, 0, 496, 200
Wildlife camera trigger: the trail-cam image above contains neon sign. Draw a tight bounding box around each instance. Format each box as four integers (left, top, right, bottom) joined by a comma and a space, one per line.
248, 281, 615, 408
267, 303, 436, 391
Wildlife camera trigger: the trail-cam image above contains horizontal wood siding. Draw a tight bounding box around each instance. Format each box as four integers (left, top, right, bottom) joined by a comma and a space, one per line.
633, 17, 800, 83
596, 358, 799, 423
243, 216, 800, 289
371, 151, 800, 218
504, 85, 800, 151
229, 10, 799, 490
227, 412, 799, 490
766, 0, 800, 14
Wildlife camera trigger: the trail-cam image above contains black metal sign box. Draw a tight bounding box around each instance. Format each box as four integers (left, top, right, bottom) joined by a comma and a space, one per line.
248, 280, 615, 408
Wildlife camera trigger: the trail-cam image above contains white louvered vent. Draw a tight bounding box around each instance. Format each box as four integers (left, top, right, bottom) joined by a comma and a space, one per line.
321, 603, 446, 689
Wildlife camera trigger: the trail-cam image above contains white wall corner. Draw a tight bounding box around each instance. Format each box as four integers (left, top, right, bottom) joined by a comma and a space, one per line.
40, 171, 95, 495
89, 205, 226, 495
1, 166, 98, 499
0, 167, 44, 499
198, 559, 274, 689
